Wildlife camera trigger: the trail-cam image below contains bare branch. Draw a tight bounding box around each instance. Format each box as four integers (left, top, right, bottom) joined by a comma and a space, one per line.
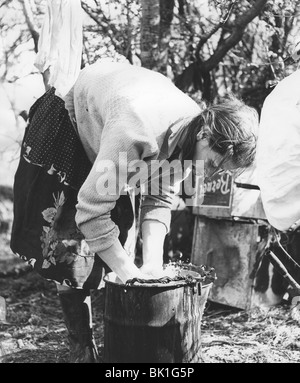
0, 0, 13, 9
21, 0, 39, 53
195, 0, 237, 59
204, 0, 268, 71
81, 1, 120, 51
81, 1, 118, 35
268, 250, 300, 294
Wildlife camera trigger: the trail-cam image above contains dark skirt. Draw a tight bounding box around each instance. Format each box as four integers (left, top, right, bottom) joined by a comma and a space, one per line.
10, 88, 135, 290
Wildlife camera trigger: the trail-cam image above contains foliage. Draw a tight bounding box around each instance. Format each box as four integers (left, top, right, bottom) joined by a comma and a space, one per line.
81, 0, 141, 65
1, 0, 300, 110
0, 0, 46, 82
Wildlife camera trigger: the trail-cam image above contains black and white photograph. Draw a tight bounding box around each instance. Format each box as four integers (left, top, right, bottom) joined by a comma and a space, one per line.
0, 0, 300, 365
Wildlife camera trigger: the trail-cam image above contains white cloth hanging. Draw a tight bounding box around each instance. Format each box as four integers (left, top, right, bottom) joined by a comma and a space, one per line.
256, 69, 300, 231
34, 0, 83, 98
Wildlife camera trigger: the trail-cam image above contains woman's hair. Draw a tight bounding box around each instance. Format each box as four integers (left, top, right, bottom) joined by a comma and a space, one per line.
180, 95, 259, 171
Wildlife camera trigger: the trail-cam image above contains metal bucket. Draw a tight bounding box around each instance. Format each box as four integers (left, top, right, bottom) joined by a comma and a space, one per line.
103, 267, 213, 363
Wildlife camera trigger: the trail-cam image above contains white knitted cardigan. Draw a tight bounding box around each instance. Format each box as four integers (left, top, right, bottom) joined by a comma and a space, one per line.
64, 60, 200, 254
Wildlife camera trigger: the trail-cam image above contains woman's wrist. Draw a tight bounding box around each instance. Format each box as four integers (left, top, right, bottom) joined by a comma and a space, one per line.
141, 220, 167, 270
97, 240, 143, 284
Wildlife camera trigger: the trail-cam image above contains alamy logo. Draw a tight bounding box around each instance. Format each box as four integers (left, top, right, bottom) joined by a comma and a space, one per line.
94, 152, 205, 206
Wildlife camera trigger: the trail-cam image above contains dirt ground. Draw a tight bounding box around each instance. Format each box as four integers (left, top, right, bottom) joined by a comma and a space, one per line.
1, 228, 300, 364
0, 190, 300, 364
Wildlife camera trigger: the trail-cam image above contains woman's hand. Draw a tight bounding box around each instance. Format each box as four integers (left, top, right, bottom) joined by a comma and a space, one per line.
139, 263, 176, 279
97, 240, 145, 284
97, 220, 171, 284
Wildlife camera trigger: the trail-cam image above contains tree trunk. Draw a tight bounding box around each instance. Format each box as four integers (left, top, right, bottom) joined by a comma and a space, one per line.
159, 0, 175, 75
22, 0, 49, 91
140, 0, 160, 70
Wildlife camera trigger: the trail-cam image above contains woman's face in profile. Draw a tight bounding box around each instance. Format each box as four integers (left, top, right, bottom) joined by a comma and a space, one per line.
192, 137, 236, 179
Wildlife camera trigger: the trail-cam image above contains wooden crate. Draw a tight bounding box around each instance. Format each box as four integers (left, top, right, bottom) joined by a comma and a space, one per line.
192, 171, 267, 221
190, 170, 284, 309
191, 216, 260, 310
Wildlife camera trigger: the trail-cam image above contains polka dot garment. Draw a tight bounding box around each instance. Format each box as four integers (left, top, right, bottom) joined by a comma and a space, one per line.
23, 87, 92, 190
